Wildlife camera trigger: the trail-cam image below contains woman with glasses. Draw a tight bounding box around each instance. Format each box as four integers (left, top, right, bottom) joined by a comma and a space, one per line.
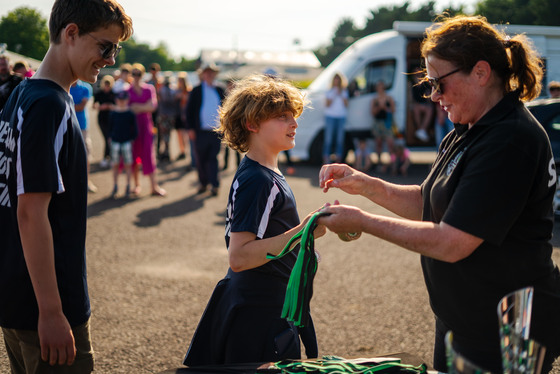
317, 16, 560, 372
128, 62, 166, 196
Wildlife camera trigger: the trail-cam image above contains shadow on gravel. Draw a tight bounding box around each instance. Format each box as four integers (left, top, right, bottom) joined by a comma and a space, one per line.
87, 196, 137, 218
134, 193, 205, 227
156, 162, 196, 184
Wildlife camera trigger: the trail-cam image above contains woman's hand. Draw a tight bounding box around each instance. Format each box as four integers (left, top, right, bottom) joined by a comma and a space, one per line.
319, 163, 368, 195
299, 210, 327, 240
317, 203, 365, 237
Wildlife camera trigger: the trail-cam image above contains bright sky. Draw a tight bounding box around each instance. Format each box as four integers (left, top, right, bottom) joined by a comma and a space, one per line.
6, 0, 478, 59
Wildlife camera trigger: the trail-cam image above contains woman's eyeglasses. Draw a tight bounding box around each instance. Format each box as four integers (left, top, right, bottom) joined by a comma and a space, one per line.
87, 33, 122, 60
426, 68, 461, 95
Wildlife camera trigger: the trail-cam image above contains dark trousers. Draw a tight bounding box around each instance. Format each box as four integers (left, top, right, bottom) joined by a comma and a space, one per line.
3, 319, 94, 374
195, 130, 221, 188
98, 116, 111, 159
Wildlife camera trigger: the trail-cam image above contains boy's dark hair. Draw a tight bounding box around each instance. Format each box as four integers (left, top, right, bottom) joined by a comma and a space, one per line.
217, 74, 307, 153
49, 0, 133, 43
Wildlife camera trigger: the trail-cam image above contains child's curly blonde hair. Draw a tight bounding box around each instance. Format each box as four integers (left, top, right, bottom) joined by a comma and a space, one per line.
217, 74, 308, 153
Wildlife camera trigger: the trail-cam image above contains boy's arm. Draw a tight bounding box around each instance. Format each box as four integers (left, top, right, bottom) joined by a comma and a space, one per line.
17, 192, 76, 366
228, 213, 326, 272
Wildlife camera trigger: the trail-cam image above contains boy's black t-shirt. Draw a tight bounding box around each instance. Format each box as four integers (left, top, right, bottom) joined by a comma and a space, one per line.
0, 79, 90, 329
226, 156, 300, 279
109, 110, 137, 142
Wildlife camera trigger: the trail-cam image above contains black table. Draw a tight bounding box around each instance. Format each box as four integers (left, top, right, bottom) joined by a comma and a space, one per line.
158, 352, 431, 373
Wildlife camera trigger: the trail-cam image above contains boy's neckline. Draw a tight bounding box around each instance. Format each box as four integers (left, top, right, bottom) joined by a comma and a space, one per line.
245, 154, 282, 176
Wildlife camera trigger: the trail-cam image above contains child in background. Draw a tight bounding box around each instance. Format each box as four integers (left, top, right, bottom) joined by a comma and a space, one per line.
390, 139, 410, 176
108, 91, 138, 198
184, 74, 325, 366
354, 138, 372, 172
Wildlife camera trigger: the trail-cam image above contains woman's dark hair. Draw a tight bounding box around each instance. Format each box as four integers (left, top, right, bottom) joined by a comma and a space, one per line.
421, 15, 543, 101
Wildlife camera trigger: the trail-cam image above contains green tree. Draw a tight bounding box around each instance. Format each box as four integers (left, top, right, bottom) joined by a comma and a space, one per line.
476, 0, 560, 25
314, 18, 357, 66
314, 1, 466, 67
360, 1, 465, 37
118, 38, 198, 72
0, 7, 49, 60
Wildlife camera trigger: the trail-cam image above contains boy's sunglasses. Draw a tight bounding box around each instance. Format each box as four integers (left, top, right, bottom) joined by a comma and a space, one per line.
426, 67, 462, 95
87, 33, 122, 60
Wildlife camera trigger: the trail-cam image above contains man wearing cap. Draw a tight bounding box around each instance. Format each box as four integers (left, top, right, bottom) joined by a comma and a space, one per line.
186, 62, 225, 196
548, 81, 560, 99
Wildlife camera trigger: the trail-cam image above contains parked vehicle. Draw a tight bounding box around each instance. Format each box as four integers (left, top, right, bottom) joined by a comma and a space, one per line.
527, 98, 560, 217
293, 21, 560, 164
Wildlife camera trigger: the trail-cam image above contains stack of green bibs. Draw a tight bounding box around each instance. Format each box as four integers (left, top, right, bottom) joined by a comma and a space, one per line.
267, 211, 328, 327
271, 356, 428, 373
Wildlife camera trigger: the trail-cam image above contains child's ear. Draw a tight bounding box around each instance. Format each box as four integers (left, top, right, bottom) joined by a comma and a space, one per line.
246, 121, 259, 133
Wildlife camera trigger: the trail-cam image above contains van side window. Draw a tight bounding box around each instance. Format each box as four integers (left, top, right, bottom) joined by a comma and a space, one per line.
351, 59, 396, 96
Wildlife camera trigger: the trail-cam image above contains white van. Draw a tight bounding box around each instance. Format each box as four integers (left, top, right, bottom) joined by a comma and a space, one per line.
293, 21, 560, 164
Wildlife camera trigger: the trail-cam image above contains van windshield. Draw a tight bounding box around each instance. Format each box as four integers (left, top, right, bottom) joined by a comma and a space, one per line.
308, 55, 397, 95
307, 45, 363, 91
351, 59, 396, 95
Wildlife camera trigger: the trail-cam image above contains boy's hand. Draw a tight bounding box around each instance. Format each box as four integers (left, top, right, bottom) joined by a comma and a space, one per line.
38, 311, 76, 366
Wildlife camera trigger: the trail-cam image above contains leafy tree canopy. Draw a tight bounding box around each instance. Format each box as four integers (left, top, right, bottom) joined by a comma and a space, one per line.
0, 7, 49, 60
313, 0, 558, 67
314, 1, 465, 66
476, 0, 560, 26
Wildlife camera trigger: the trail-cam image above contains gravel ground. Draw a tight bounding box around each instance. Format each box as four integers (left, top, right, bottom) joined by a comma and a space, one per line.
0, 120, 559, 373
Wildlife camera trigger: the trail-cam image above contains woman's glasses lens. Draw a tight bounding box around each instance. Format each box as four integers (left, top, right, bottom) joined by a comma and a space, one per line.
426, 68, 462, 95
427, 78, 442, 94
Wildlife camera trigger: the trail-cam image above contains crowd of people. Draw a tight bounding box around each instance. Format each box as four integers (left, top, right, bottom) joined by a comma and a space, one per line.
1, 0, 560, 372
86, 60, 248, 198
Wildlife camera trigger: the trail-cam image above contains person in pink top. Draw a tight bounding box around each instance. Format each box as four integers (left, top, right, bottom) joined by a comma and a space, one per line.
13, 60, 34, 78
128, 62, 166, 196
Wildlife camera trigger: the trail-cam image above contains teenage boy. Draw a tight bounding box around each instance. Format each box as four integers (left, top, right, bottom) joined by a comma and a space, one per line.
184, 74, 325, 365
0, 0, 132, 372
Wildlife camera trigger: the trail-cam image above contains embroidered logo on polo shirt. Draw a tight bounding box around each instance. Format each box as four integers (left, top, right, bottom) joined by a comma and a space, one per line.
446, 147, 467, 176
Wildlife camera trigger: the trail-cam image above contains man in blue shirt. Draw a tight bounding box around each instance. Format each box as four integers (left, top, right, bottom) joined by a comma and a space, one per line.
186, 62, 225, 196
70, 79, 96, 192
